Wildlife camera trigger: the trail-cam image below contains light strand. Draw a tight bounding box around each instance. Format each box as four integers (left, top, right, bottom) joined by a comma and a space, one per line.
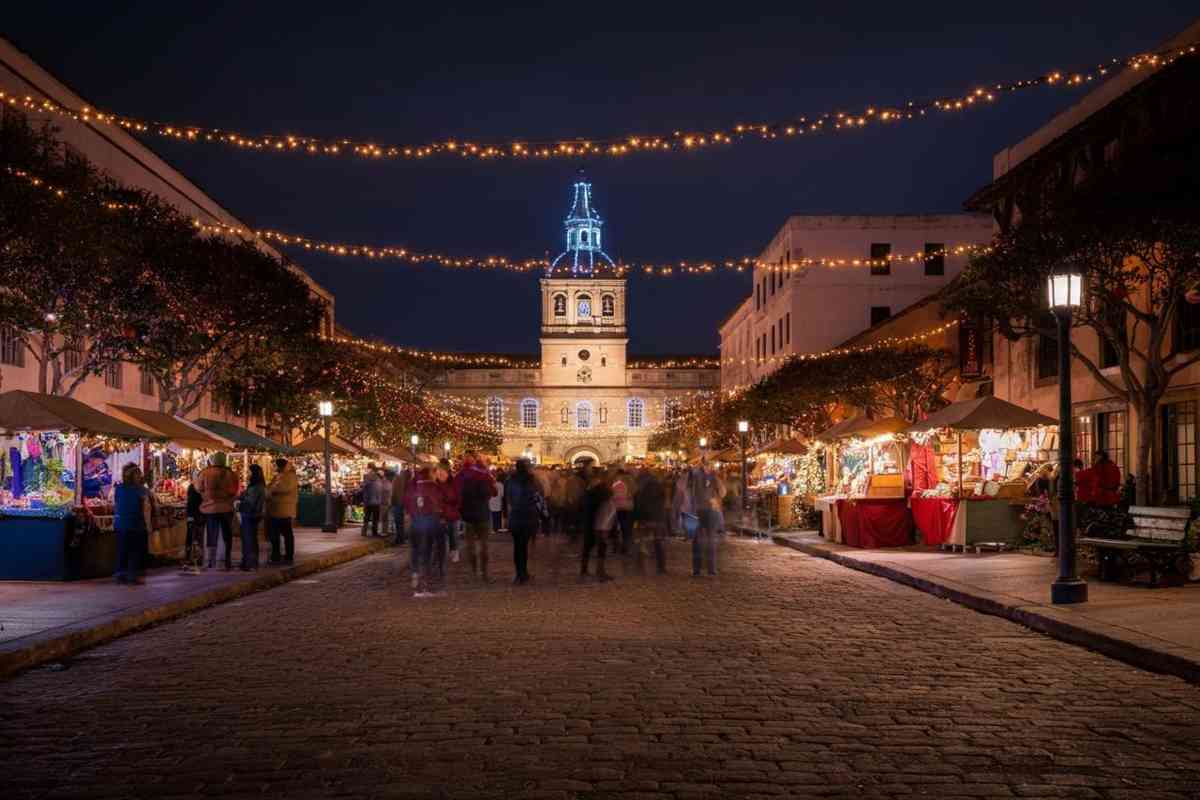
2, 46, 1191, 164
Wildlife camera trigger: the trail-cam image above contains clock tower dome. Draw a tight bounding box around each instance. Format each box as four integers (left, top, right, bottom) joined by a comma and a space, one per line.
540, 175, 627, 387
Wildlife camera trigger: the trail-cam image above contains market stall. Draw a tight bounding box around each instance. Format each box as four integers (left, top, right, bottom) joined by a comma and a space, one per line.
907, 396, 1058, 549
291, 434, 356, 527
749, 438, 821, 529
105, 405, 232, 554
818, 417, 914, 548
0, 391, 163, 580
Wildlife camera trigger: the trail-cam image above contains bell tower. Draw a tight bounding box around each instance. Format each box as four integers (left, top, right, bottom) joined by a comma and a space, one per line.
540, 175, 627, 387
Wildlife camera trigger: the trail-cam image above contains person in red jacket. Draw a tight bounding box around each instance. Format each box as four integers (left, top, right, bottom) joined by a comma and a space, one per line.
435, 459, 460, 582
403, 466, 443, 597
454, 451, 498, 582
1088, 450, 1123, 506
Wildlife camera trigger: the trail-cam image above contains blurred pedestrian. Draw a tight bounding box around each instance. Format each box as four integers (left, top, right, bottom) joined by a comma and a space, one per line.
634, 469, 669, 574
114, 463, 151, 585
455, 451, 497, 582
267, 458, 298, 565
435, 459, 460, 583
391, 466, 409, 545
505, 459, 548, 584
581, 475, 614, 582
379, 468, 395, 538
237, 464, 267, 571
675, 461, 724, 577
360, 465, 383, 537
183, 472, 204, 573
611, 466, 634, 555
404, 466, 443, 597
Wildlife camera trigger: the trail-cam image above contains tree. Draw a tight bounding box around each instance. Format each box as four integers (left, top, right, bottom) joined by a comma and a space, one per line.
0, 110, 144, 395
945, 179, 1200, 504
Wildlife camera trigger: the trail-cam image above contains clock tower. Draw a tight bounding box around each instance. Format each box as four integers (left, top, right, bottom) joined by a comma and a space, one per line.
540, 175, 627, 388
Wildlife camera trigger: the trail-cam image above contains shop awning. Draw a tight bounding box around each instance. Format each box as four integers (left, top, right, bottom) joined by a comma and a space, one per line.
815, 416, 863, 442
842, 417, 910, 440
193, 418, 294, 454
292, 435, 356, 457
0, 390, 162, 440
106, 405, 229, 451
757, 438, 808, 456
907, 396, 1058, 433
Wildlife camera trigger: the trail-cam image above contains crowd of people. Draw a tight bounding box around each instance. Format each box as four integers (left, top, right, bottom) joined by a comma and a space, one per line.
381, 453, 732, 598
114, 448, 736, 595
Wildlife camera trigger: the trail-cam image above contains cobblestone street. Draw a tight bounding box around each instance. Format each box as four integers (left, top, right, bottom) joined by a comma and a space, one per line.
3, 536, 1200, 799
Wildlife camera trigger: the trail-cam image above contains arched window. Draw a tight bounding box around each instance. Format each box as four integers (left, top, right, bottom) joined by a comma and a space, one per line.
602, 295, 615, 317
627, 398, 645, 428
576, 294, 592, 318
560, 405, 569, 424
576, 401, 592, 429
520, 398, 540, 429
665, 399, 680, 423
486, 397, 504, 430
580, 230, 589, 244
553, 294, 566, 316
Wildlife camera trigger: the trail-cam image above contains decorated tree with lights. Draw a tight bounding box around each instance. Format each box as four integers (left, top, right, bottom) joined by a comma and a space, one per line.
945, 165, 1200, 504
0, 110, 148, 395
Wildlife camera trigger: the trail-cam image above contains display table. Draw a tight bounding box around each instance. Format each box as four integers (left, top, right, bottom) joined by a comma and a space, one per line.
836, 498, 913, 548
815, 495, 844, 542
910, 496, 1023, 547
0, 512, 114, 580
297, 492, 346, 528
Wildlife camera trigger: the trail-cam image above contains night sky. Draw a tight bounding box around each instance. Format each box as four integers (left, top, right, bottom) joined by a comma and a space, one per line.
4, 2, 1195, 355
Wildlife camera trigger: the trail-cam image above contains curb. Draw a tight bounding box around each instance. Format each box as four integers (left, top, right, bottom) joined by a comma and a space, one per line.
742, 527, 1200, 685
0, 537, 394, 681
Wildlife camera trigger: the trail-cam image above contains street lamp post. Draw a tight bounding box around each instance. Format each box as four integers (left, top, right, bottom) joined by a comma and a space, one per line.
1048, 270, 1088, 605
738, 420, 750, 514
410, 434, 420, 464
318, 401, 337, 532
443, 441, 451, 461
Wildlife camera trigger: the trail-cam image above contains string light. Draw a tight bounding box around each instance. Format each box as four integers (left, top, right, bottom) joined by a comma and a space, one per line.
1, 46, 1192, 164
9, 162, 991, 277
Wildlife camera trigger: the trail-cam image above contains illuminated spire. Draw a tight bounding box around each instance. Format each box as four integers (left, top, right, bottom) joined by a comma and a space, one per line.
549, 171, 616, 276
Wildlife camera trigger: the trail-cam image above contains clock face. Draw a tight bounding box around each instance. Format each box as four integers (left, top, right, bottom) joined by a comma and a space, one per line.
577, 366, 592, 384
578, 299, 591, 317
578, 349, 590, 361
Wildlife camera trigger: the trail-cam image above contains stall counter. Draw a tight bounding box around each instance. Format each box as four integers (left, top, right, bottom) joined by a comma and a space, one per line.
910, 495, 1023, 547
0, 511, 114, 580
836, 497, 914, 548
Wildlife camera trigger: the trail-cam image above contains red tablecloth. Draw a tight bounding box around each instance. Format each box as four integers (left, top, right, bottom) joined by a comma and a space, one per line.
910, 496, 960, 546
836, 498, 914, 548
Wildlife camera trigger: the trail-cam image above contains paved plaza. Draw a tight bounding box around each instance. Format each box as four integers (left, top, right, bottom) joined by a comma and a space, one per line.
3, 535, 1200, 799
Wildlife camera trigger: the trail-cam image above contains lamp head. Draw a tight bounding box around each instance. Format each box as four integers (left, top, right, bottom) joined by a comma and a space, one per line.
318, 400, 333, 417
737, 420, 749, 433
1047, 271, 1082, 309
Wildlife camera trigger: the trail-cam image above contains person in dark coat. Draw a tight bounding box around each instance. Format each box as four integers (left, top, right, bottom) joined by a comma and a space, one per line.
634, 470, 669, 574
580, 476, 614, 582
505, 459, 548, 585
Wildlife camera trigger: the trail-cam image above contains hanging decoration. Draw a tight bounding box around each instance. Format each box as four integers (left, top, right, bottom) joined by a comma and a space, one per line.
1, 45, 1191, 164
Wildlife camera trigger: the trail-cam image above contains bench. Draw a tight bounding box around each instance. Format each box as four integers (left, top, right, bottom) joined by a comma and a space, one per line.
1079, 505, 1192, 587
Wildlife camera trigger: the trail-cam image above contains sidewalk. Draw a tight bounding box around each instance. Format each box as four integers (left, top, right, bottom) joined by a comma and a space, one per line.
0, 526, 397, 679
741, 526, 1200, 683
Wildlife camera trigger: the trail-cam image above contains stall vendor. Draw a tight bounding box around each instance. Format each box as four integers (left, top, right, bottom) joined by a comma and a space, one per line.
82, 449, 113, 499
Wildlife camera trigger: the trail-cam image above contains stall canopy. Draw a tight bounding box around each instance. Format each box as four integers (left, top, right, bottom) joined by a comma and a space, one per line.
757, 438, 808, 456
907, 396, 1057, 433
193, 418, 293, 454
106, 405, 229, 451
839, 416, 910, 440
292, 435, 356, 457
0, 391, 161, 439
815, 416, 864, 442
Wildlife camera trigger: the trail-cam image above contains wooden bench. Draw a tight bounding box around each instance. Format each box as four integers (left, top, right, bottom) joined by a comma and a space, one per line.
1079, 505, 1192, 587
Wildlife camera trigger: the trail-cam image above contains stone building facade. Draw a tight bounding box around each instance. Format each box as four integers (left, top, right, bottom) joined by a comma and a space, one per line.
436, 178, 718, 465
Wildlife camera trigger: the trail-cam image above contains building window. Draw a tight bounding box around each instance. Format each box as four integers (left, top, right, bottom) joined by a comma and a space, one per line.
1163, 400, 1197, 504
139, 366, 155, 397
870, 306, 891, 326
785, 313, 791, 345
755, 283, 760, 311
602, 295, 615, 316
0, 325, 25, 367
520, 398, 539, 429
553, 294, 566, 316
601, 356, 607, 367
576, 295, 592, 318
870, 243, 891, 276
561, 356, 567, 366
771, 326, 776, 354
1100, 307, 1124, 369
924, 243, 945, 276
1037, 315, 1058, 380
576, 401, 592, 429
665, 400, 680, 423
598, 405, 607, 424
486, 397, 504, 430
1176, 295, 1200, 352
63, 340, 84, 373
104, 362, 123, 390
560, 405, 569, 424
1075, 414, 1094, 468
627, 398, 645, 428
1098, 410, 1127, 476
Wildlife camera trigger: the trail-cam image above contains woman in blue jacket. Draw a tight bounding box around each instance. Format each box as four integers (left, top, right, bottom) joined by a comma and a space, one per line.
114, 464, 150, 585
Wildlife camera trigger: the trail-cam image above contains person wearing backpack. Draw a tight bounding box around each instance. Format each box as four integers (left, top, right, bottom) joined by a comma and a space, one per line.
505, 459, 548, 585
196, 452, 240, 570
403, 466, 443, 597
454, 451, 497, 582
